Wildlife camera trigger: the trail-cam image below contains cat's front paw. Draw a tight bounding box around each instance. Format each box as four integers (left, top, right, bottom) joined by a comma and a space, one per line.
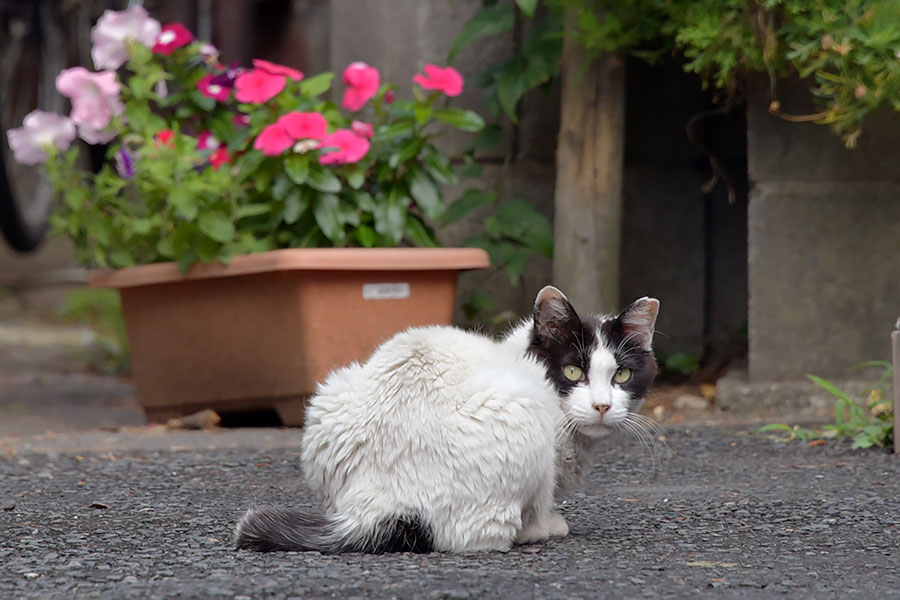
546, 511, 569, 538
515, 520, 550, 545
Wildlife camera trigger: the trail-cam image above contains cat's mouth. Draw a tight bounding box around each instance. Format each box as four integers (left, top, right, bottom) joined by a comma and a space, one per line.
578, 422, 613, 438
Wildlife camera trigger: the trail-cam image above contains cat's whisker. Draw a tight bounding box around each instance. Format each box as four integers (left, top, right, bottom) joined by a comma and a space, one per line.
617, 418, 655, 461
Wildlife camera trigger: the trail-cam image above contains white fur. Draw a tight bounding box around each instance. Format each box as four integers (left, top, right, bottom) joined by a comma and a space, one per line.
301, 325, 561, 553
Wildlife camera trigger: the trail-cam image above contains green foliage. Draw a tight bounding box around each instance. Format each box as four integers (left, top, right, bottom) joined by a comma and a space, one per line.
757, 366, 894, 449
452, 0, 900, 146
661, 352, 700, 376
35, 31, 490, 272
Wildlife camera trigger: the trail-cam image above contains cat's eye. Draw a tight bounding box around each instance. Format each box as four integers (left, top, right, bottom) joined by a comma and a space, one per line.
613, 367, 632, 384
563, 365, 583, 382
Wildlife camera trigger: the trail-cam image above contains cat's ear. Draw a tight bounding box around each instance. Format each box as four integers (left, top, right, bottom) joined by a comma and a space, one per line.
617, 297, 659, 351
533, 286, 581, 341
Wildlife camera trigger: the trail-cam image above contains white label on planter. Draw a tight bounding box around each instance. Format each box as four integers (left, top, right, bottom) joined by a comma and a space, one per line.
363, 282, 410, 300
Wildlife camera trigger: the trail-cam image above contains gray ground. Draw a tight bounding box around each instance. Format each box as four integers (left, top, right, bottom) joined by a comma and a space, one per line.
2, 424, 899, 600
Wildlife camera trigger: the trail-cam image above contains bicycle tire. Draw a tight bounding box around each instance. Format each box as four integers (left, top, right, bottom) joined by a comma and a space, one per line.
0, 0, 63, 253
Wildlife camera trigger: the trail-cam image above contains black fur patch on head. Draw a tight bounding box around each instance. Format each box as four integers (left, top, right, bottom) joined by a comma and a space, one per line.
599, 314, 657, 405
527, 288, 597, 396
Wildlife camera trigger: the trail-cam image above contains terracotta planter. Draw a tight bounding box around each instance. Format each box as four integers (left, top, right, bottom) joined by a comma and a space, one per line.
91, 248, 490, 425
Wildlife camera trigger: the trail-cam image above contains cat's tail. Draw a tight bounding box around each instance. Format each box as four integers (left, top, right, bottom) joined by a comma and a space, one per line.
233, 506, 434, 553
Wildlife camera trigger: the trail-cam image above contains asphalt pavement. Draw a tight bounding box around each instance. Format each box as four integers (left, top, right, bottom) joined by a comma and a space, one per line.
2, 423, 899, 599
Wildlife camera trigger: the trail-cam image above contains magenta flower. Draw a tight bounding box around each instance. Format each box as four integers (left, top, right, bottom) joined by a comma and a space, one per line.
278, 112, 327, 140
350, 120, 374, 139
209, 147, 230, 170
253, 123, 294, 156
413, 64, 464, 97
196, 131, 220, 151
232, 114, 251, 129
252, 59, 303, 82
153, 23, 193, 55
342, 62, 380, 111
318, 129, 370, 165
196, 73, 230, 102
90, 6, 161, 70
6, 110, 76, 165
56, 67, 124, 131
234, 69, 286, 104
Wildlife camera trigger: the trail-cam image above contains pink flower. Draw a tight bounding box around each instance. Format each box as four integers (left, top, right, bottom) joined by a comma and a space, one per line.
6, 110, 76, 165
318, 129, 370, 165
153, 23, 193, 55
234, 69, 286, 104
278, 112, 327, 140
253, 122, 294, 156
196, 73, 230, 102
196, 131, 220, 151
155, 129, 175, 148
90, 6, 161, 70
350, 120, 374, 139
56, 67, 124, 130
210, 147, 230, 170
78, 124, 118, 144
232, 114, 251, 129
384, 90, 395, 104
252, 59, 303, 82
413, 64, 464, 97
342, 62, 380, 111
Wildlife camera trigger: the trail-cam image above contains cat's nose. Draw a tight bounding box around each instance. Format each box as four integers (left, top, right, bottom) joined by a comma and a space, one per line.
593, 403, 611, 415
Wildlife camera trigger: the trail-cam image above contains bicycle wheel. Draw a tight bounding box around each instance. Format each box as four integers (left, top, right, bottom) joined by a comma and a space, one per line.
0, 0, 67, 253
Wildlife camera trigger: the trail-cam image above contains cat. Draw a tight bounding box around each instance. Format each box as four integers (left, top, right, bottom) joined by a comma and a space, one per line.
234, 286, 659, 553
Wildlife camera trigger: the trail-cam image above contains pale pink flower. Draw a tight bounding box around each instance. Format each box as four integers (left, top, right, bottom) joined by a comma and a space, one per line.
413, 64, 464, 97
77, 124, 118, 145
90, 6, 161, 70
342, 62, 380, 111
278, 112, 327, 140
318, 129, 370, 165
350, 120, 374, 139
6, 110, 76, 165
292, 139, 319, 154
56, 67, 124, 130
252, 59, 303, 82
234, 69, 286, 104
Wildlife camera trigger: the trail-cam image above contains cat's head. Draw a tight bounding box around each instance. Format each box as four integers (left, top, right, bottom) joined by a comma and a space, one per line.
527, 286, 659, 437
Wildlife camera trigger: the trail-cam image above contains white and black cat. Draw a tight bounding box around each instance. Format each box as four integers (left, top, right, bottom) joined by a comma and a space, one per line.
234, 286, 658, 553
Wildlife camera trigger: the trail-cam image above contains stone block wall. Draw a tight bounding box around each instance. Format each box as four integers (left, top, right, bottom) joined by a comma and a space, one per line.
746, 80, 900, 381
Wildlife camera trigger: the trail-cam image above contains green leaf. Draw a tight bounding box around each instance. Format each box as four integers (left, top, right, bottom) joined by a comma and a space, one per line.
271, 174, 292, 201
313, 194, 345, 244
346, 167, 365, 190
109, 249, 135, 268
353, 191, 376, 213
374, 195, 405, 244
285, 154, 310, 185
408, 170, 444, 220
443, 188, 495, 225
405, 215, 439, 247
374, 120, 415, 142
169, 188, 199, 221
448, 4, 515, 63
283, 190, 308, 224
299, 72, 335, 97
473, 123, 502, 149
198, 211, 235, 243
307, 167, 342, 193
806, 374, 853, 403
433, 108, 485, 132
355, 225, 377, 247
236, 203, 271, 218
515, 0, 538, 17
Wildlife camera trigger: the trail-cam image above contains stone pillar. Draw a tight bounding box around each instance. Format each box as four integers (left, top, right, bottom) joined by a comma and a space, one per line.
746, 80, 900, 382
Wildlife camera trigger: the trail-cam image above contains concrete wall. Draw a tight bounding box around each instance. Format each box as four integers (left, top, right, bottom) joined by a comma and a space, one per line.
746, 79, 900, 381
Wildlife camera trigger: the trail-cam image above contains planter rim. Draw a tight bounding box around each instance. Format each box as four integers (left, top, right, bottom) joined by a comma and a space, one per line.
90, 247, 490, 289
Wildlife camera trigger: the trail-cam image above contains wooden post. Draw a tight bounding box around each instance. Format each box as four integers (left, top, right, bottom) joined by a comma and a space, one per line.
552, 15, 625, 315
892, 325, 900, 455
